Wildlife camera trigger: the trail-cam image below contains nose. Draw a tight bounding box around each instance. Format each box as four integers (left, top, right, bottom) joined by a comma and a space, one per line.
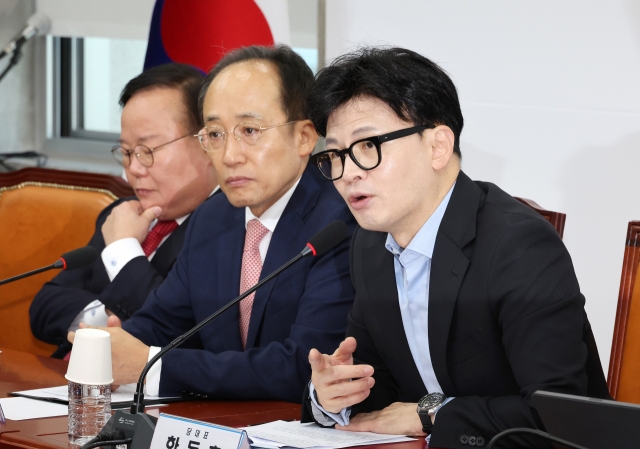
221, 132, 246, 166
126, 153, 149, 177
340, 153, 365, 183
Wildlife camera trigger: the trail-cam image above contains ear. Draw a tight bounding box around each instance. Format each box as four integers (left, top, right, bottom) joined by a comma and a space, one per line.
431, 125, 456, 172
295, 119, 319, 157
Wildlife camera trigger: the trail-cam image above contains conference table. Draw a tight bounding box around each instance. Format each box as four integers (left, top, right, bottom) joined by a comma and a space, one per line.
0, 348, 425, 449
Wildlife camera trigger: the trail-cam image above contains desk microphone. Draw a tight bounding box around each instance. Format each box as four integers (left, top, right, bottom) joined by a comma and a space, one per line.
95, 221, 349, 449
0, 246, 98, 286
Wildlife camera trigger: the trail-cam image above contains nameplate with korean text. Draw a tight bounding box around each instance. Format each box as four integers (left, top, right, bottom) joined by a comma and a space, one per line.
150, 413, 250, 449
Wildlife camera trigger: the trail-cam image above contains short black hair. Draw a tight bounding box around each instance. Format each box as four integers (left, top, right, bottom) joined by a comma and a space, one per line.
198, 45, 314, 122
306, 47, 464, 157
119, 63, 204, 133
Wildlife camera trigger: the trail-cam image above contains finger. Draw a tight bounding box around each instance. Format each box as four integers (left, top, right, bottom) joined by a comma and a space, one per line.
332, 337, 357, 362
323, 376, 374, 399
317, 364, 374, 386
67, 331, 75, 343
107, 315, 123, 328
309, 348, 329, 372
323, 388, 373, 414
78, 322, 89, 329
141, 206, 162, 223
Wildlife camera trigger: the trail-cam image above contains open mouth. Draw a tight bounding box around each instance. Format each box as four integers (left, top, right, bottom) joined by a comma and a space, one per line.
349, 193, 371, 210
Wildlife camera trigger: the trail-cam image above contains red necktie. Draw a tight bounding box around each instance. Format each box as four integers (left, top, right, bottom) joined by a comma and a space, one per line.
239, 219, 269, 349
141, 220, 179, 257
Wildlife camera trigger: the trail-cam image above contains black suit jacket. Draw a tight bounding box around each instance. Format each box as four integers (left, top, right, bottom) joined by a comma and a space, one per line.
304, 171, 608, 449
29, 197, 190, 357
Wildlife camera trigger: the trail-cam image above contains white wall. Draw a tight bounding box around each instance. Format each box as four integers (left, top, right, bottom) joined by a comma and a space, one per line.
326, 0, 640, 372
0, 0, 35, 154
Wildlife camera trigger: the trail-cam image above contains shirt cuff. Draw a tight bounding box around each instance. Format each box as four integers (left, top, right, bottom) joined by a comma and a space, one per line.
101, 238, 145, 281
308, 381, 351, 426
68, 299, 109, 332
144, 346, 162, 396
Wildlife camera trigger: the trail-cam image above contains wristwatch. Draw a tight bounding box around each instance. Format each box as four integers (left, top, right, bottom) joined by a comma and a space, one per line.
417, 392, 446, 434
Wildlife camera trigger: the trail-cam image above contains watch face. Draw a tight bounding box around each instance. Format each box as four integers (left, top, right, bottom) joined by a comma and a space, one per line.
418, 392, 446, 412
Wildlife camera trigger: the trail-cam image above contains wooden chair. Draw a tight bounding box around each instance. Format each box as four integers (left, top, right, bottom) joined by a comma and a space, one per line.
515, 197, 567, 238
0, 167, 133, 356
608, 221, 640, 402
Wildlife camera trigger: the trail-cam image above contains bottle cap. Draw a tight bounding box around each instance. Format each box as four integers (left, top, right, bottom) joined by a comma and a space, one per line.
65, 328, 114, 385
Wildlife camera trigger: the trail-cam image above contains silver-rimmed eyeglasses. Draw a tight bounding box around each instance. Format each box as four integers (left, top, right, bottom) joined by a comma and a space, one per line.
196, 121, 297, 152
111, 133, 194, 167
311, 124, 433, 181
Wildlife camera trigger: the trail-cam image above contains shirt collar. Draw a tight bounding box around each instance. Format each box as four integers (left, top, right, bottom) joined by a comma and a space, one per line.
385, 183, 456, 258
244, 177, 302, 233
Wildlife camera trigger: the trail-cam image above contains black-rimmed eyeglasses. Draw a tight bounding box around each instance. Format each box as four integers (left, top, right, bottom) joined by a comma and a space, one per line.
311, 124, 433, 181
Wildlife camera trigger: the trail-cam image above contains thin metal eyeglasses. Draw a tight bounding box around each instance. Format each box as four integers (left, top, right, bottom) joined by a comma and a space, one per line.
111, 133, 195, 167
311, 124, 433, 181
197, 121, 297, 152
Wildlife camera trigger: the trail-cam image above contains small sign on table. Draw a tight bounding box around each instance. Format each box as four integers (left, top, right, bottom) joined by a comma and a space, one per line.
150, 413, 250, 449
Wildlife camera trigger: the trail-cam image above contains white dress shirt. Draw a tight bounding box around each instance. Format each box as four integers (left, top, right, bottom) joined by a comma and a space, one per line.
145, 179, 301, 396
67, 215, 189, 333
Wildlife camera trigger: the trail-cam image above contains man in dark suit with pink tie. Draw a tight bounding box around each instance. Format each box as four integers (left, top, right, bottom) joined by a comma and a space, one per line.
69, 45, 357, 403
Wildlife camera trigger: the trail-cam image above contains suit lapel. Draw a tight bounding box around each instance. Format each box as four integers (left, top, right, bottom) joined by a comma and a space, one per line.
245, 165, 321, 348
216, 207, 246, 349
151, 215, 190, 276
428, 171, 481, 395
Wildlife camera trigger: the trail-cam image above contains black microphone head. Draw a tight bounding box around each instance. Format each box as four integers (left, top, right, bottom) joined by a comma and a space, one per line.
57, 246, 98, 270
305, 220, 349, 257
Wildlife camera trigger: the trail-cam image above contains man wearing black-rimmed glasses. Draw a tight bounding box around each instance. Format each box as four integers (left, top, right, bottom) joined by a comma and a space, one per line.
303, 47, 609, 448
30, 63, 217, 357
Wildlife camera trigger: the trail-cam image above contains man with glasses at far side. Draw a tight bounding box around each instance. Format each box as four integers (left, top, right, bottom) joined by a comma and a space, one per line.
68, 45, 357, 402
30, 64, 218, 358
303, 47, 610, 449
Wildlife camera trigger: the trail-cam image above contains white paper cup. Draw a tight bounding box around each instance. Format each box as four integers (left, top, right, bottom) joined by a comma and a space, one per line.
65, 328, 114, 385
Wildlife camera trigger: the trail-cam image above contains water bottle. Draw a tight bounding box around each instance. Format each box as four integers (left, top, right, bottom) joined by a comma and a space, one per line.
67, 381, 112, 445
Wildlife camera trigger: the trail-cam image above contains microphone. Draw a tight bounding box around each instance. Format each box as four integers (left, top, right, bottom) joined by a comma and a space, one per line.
0, 13, 51, 59
0, 246, 98, 286
95, 220, 349, 449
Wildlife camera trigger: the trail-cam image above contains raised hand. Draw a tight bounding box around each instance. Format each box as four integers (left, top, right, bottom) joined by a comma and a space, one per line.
309, 337, 374, 413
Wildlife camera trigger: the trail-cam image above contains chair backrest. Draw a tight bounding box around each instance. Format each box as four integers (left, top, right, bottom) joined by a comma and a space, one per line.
515, 197, 567, 238
0, 167, 133, 356
608, 221, 640, 402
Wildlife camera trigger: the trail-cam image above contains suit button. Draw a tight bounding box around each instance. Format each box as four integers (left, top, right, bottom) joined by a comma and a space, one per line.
113, 304, 121, 312
468, 436, 476, 446
476, 437, 485, 447
459, 435, 469, 444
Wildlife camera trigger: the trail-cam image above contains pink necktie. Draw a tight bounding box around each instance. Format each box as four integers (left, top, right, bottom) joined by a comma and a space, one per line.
141, 220, 178, 257
239, 219, 270, 349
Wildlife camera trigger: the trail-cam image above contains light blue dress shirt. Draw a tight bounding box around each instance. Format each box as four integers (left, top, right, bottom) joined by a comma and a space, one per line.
310, 184, 456, 428
384, 184, 454, 395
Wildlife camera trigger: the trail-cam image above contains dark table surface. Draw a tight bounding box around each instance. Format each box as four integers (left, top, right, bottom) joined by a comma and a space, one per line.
0, 348, 425, 449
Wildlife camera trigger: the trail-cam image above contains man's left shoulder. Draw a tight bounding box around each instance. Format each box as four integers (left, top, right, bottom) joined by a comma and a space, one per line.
474, 180, 557, 237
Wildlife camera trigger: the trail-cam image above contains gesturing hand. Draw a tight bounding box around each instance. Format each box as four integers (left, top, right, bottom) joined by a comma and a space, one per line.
309, 337, 375, 413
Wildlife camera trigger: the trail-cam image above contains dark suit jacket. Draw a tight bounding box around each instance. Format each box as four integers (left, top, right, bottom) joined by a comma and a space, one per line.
122, 165, 357, 403
29, 197, 189, 357
303, 171, 608, 449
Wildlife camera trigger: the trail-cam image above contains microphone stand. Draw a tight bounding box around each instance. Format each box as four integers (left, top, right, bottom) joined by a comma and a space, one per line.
0, 38, 25, 83
0, 259, 64, 286
98, 246, 313, 449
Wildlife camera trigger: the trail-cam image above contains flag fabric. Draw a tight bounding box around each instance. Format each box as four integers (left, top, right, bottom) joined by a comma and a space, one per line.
143, 0, 290, 72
